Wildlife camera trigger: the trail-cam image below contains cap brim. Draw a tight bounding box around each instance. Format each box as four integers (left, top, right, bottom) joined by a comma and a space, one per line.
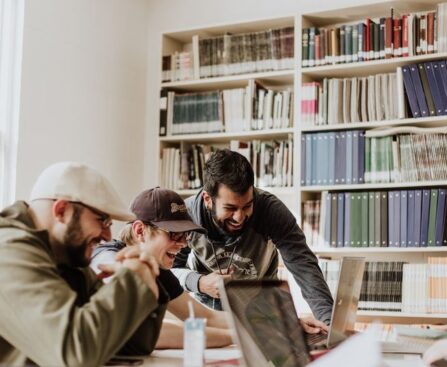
152, 219, 207, 234
108, 210, 136, 222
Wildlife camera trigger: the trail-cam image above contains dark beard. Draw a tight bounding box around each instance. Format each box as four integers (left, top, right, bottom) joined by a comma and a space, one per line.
209, 202, 247, 237
63, 206, 94, 268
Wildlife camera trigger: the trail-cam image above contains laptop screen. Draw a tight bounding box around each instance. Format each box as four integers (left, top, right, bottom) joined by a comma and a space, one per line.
221, 280, 311, 367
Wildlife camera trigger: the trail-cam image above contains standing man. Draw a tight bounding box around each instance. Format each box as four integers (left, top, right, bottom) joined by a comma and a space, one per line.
0, 162, 165, 367
172, 149, 333, 326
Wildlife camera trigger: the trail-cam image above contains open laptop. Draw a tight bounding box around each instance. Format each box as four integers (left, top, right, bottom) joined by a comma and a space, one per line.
219, 257, 366, 366
306, 256, 365, 349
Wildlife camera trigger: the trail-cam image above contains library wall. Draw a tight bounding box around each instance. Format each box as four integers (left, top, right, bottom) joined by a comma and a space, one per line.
16, 0, 150, 209
143, 0, 384, 187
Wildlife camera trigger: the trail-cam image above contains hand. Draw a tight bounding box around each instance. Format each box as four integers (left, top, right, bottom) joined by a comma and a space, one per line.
198, 269, 233, 298
98, 246, 160, 298
423, 339, 447, 366
300, 316, 329, 334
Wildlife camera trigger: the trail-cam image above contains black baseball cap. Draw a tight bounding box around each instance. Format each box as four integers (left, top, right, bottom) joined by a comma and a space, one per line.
130, 187, 206, 234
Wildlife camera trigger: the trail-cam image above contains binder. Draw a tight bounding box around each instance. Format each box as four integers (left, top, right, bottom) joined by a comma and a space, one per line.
409, 64, 429, 117
435, 189, 447, 246
424, 62, 445, 116
420, 189, 431, 246
401, 65, 421, 118
431, 61, 447, 115
400, 190, 408, 247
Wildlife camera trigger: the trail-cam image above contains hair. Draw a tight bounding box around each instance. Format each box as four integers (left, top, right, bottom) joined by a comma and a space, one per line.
203, 149, 254, 198
118, 222, 159, 246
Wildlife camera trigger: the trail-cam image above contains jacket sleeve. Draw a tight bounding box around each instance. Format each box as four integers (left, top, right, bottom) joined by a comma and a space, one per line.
260, 196, 334, 324
0, 236, 163, 367
172, 245, 203, 293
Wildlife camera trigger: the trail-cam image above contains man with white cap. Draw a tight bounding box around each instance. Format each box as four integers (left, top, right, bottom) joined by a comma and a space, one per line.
0, 162, 166, 367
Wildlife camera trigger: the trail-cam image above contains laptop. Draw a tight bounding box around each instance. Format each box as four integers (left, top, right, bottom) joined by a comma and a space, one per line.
219, 257, 366, 367
220, 279, 312, 367
307, 256, 366, 349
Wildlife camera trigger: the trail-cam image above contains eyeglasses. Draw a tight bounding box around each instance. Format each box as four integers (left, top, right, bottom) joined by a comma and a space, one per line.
71, 202, 113, 229
157, 228, 193, 243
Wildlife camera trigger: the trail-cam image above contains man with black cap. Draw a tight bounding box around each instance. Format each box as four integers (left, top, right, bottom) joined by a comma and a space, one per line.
91, 187, 232, 349
172, 149, 334, 331
0, 162, 165, 366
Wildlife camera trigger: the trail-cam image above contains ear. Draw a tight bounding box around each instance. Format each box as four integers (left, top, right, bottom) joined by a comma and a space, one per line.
52, 200, 71, 224
131, 220, 146, 239
202, 190, 212, 210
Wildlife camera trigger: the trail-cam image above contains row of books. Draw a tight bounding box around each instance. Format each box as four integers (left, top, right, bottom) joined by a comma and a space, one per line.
365, 132, 447, 184
230, 138, 293, 188
302, 6, 444, 67
301, 73, 401, 126
301, 130, 365, 186
161, 51, 194, 82
402, 257, 447, 313
303, 188, 447, 249
320, 259, 405, 312
160, 138, 293, 190
160, 145, 215, 190
161, 26, 294, 82
301, 130, 447, 186
320, 258, 447, 313
159, 83, 294, 136
401, 61, 447, 118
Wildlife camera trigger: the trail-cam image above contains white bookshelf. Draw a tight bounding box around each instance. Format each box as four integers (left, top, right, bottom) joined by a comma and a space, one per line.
296, 0, 447, 324
159, 15, 299, 212
158, 0, 447, 323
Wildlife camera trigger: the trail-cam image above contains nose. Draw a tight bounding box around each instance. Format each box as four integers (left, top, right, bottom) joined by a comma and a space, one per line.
233, 209, 244, 223
101, 227, 112, 242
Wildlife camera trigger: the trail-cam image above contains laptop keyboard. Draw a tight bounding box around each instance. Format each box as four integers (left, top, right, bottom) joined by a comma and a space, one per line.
306, 332, 327, 345
381, 340, 431, 354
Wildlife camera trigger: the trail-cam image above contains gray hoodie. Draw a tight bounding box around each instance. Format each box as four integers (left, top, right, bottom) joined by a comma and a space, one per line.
172, 188, 333, 324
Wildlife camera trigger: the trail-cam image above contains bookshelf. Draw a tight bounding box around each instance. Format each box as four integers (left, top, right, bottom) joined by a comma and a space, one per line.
158, 16, 298, 214
297, 0, 447, 323
158, 0, 447, 323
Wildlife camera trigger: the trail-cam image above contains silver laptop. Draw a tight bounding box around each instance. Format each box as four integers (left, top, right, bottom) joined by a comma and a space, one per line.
219, 257, 366, 366
309, 256, 366, 349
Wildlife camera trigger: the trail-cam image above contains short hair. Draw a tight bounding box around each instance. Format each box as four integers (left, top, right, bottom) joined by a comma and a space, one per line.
118, 223, 160, 246
203, 149, 254, 198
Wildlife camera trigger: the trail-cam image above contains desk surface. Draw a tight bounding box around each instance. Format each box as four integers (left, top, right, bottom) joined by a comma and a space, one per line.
134, 348, 424, 367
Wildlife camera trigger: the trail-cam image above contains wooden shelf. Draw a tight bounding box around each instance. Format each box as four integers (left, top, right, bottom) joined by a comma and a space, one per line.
161, 70, 294, 91
300, 181, 447, 193
160, 128, 295, 143
356, 311, 447, 324
301, 52, 447, 79
176, 186, 295, 197
300, 116, 447, 133
312, 247, 447, 254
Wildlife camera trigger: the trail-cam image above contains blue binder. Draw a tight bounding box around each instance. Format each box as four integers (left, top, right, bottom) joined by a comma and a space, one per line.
401, 65, 421, 118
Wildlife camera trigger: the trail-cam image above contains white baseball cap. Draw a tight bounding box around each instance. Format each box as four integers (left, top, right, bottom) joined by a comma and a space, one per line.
30, 162, 135, 222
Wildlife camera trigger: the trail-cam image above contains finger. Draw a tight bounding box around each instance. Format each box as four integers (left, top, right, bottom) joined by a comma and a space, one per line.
145, 256, 160, 277
302, 323, 321, 334
311, 320, 329, 332
137, 251, 159, 276
96, 271, 112, 280
97, 263, 119, 275
115, 246, 139, 260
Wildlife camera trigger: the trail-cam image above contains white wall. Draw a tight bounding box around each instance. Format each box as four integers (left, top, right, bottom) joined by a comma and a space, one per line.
16, 0, 387, 206
16, 0, 150, 209
143, 0, 387, 187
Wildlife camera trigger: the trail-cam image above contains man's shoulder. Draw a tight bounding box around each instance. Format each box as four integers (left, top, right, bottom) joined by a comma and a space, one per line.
184, 191, 204, 221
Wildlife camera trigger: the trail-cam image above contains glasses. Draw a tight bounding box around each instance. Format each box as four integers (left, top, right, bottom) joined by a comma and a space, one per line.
71, 202, 113, 229
157, 227, 192, 243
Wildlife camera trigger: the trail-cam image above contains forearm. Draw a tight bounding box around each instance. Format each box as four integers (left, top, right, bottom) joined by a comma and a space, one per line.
171, 268, 202, 293
206, 310, 229, 329
155, 319, 232, 349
